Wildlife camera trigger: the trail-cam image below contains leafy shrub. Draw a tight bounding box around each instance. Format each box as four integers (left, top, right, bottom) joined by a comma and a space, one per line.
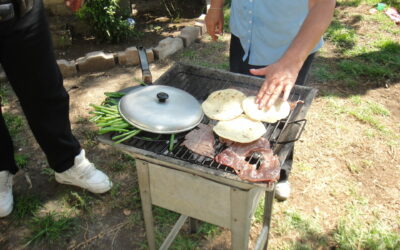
76, 0, 136, 43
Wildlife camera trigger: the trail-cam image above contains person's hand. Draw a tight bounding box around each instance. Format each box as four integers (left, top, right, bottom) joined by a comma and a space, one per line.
65, 0, 84, 12
250, 61, 301, 109
205, 8, 224, 41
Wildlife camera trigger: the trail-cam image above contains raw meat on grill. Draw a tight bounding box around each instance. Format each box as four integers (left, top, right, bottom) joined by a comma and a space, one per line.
222, 137, 270, 156
181, 123, 215, 158
215, 138, 280, 182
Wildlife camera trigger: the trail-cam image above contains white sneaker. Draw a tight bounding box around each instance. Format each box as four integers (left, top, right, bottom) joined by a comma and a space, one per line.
275, 180, 291, 201
55, 150, 112, 194
0, 171, 14, 217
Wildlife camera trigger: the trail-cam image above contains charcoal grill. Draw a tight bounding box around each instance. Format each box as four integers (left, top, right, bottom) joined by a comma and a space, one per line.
99, 63, 317, 249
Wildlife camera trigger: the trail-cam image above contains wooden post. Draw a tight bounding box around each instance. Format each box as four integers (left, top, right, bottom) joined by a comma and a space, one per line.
136, 160, 156, 250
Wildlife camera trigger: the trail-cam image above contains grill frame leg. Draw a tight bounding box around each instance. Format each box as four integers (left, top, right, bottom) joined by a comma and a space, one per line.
136, 160, 156, 250
254, 189, 275, 250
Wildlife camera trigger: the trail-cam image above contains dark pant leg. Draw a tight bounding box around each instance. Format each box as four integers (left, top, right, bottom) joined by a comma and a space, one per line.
229, 34, 315, 181
0, 0, 81, 173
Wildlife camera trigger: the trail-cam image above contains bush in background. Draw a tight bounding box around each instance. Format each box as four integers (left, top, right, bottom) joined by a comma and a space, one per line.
76, 0, 136, 43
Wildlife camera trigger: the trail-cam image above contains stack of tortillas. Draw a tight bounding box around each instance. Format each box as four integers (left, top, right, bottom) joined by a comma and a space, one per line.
202, 89, 291, 143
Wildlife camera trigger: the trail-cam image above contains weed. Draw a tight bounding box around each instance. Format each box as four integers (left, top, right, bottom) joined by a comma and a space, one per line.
198, 222, 219, 238
13, 193, 42, 219
65, 191, 92, 211
325, 20, 357, 50
334, 202, 400, 249
154, 206, 179, 225
25, 213, 76, 247
0, 83, 10, 104
14, 153, 29, 169
41, 168, 55, 181
3, 113, 23, 137
110, 183, 120, 199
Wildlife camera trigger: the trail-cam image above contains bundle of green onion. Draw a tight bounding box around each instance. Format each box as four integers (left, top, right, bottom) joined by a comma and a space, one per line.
90, 92, 177, 150
89, 92, 141, 144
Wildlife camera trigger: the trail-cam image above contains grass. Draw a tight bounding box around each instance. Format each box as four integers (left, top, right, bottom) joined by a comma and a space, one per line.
13, 193, 42, 219
14, 153, 29, 169
333, 201, 400, 249
64, 191, 93, 212
3, 112, 23, 137
25, 212, 76, 247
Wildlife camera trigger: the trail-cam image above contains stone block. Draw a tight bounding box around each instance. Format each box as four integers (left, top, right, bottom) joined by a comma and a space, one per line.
117, 47, 139, 66
153, 37, 184, 60
77, 51, 115, 73
194, 14, 207, 35
179, 26, 201, 47
57, 59, 77, 78
146, 49, 154, 63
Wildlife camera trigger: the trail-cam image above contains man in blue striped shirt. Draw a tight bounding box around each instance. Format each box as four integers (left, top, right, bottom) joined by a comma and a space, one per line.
206, 0, 335, 200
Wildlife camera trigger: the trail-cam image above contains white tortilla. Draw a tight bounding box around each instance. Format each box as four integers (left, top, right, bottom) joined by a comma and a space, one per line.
213, 115, 267, 143
242, 96, 290, 123
202, 89, 246, 121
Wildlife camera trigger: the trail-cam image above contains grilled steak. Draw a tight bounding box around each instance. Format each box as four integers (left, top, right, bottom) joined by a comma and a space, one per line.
215, 138, 280, 182
181, 123, 215, 158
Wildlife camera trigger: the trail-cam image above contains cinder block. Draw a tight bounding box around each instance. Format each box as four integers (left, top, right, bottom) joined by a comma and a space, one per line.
57, 59, 77, 78
146, 49, 154, 63
179, 26, 201, 47
153, 37, 184, 60
117, 47, 140, 66
76, 51, 115, 73
195, 18, 207, 35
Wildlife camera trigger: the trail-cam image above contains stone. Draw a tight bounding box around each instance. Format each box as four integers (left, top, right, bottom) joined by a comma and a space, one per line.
117, 47, 139, 66
146, 49, 154, 63
57, 59, 77, 78
195, 15, 207, 35
179, 26, 201, 47
76, 51, 115, 73
153, 37, 184, 60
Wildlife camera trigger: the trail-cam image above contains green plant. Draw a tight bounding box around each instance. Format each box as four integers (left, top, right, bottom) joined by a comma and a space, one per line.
25, 213, 76, 247
15, 154, 29, 169
13, 194, 42, 219
76, 0, 136, 43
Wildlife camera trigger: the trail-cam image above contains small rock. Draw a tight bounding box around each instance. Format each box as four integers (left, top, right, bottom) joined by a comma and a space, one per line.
76, 51, 115, 73
179, 26, 201, 47
123, 209, 132, 216
117, 47, 140, 66
57, 59, 77, 78
153, 37, 184, 60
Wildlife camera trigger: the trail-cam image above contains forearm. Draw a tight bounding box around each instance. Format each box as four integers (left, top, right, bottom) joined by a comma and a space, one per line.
279, 0, 336, 67
209, 0, 224, 9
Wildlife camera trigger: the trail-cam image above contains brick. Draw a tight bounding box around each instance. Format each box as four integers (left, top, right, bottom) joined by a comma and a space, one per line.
117, 47, 139, 66
179, 26, 201, 47
146, 49, 154, 63
195, 14, 207, 35
57, 59, 77, 78
153, 37, 184, 60
76, 51, 115, 73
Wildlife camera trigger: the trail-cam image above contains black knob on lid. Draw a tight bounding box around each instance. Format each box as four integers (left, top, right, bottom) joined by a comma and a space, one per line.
157, 92, 169, 103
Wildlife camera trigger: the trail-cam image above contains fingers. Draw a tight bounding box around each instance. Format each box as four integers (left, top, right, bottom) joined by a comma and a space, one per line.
250, 68, 267, 76
282, 84, 292, 102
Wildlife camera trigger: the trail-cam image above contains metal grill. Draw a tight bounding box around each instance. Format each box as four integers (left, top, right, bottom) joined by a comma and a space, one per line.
111, 63, 317, 180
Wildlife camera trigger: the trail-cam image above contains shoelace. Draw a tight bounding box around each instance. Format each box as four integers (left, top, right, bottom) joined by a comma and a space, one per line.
72, 162, 97, 179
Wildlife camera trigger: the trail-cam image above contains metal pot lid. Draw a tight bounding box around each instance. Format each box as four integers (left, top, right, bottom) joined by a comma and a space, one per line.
118, 85, 204, 134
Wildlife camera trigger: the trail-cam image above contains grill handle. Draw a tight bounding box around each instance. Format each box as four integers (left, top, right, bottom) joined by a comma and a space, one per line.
138, 46, 152, 84
275, 119, 307, 144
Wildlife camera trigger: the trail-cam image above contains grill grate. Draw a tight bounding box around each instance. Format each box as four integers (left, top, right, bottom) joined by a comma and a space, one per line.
116, 64, 317, 176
